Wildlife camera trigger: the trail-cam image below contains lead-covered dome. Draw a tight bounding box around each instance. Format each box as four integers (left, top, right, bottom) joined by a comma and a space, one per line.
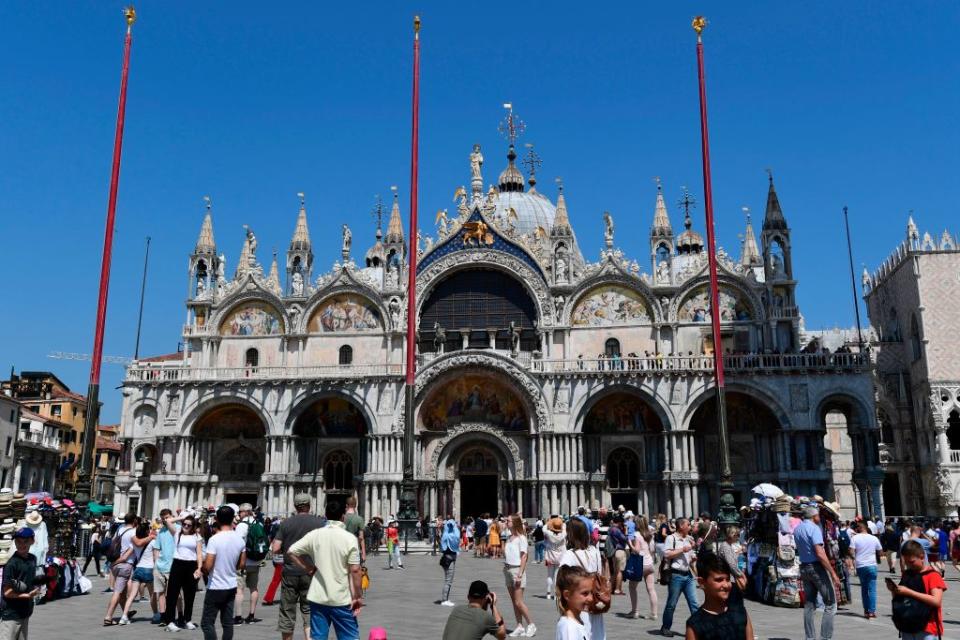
492, 144, 556, 236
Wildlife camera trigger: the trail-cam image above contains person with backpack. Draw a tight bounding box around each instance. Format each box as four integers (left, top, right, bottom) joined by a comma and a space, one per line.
233, 503, 265, 625
887, 539, 946, 640
102, 513, 155, 626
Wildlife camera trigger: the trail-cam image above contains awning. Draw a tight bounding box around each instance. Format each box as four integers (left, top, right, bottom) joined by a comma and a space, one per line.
87, 501, 114, 515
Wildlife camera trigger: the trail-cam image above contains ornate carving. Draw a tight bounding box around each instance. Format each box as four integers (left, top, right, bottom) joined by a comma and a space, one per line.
428, 422, 524, 479
414, 352, 550, 432
554, 386, 570, 414
566, 272, 662, 325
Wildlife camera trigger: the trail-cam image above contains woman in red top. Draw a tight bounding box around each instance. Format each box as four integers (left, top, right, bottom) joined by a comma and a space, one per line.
386, 520, 403, 569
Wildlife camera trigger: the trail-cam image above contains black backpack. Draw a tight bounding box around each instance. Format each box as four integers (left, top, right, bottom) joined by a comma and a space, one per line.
106, 527, 130, 563
892, 569, 939, 635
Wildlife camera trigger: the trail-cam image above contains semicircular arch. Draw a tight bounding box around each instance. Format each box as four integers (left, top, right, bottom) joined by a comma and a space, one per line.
815, 391, 875, 433
214, 294, 287, 337
180, 395, 272, 437
300, 286, 389, 334
571, 383, 674, 434
566, 274, 662, 325
671, 277, 763, 324
286, 389, 374, 437
431, 425, 519, 481
681, 381, 790, 431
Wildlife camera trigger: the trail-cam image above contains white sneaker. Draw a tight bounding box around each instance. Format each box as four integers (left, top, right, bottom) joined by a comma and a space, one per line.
526, 623, 537, 637
183, 622, 197, 630
165, 623, 181, 632
118, 617, 130, 625
545, 593, 555, 600
509, 624, 525, 637
441, 600, 456, 607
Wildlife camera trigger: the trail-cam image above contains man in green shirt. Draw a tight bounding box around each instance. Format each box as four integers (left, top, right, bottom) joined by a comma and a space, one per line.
1, 528, 39, 639
442, 580, 506, 640
343, 496, 366, 563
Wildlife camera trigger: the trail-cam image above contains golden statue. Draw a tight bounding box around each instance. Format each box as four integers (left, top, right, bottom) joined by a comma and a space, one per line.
462, 221, 493, 246
692, 16, 706, 35
124, 6, 137, 26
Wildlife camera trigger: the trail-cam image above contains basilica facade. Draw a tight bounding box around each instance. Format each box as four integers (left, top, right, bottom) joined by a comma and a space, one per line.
114, 139, 880, 520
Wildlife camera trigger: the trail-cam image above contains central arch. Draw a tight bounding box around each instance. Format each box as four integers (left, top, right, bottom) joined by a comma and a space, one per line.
290, 394, 369, 479
192, 403, 267, 504
432, 426, 519, 519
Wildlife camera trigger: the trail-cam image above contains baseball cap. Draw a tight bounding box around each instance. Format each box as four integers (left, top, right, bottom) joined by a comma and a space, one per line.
468, 580, 490, 599
293, 493, 311, 506
13, 527, 35, 539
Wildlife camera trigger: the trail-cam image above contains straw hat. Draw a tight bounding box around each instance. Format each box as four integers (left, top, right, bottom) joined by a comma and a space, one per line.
773, 495, 792, 513
547, 517, 564, 533
25, 511, 43, 526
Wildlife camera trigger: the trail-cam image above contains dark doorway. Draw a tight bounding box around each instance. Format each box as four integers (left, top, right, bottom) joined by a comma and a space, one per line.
225, 493, 259, 509
460, 476, 498, 520
609, 492, 638, 514
882, 473, 903, 516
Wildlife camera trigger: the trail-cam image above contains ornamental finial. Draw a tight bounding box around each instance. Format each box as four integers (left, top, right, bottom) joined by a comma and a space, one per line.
124, 6, 136, 27
414, 15, 421, 34
692, 16, 706, 36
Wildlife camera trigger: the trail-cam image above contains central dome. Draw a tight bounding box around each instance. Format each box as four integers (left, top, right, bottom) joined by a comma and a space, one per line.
494, 190, 557, 237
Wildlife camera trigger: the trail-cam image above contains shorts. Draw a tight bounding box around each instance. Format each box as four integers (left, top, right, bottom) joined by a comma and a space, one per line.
504, 565, 526, 590
478, 535, 488, 545
244, 565, 260, 591
613, 549, 627, 572
278, 573, 312, 633
0, 618, 28, 639
929, 552, 940, 563
153, 570, 169, 593
133, 567, 154, 584
112, 562, 134, 592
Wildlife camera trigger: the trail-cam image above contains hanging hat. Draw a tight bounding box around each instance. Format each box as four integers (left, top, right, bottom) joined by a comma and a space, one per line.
25, 511, 43, 526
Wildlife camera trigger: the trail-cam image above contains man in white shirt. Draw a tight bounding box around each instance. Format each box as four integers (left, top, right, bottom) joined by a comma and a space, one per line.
848, 521, 883, 618
201, 506, 247, 640
288, 499, 362, 640
233, 503, 263, 625
659, 518, 699, 637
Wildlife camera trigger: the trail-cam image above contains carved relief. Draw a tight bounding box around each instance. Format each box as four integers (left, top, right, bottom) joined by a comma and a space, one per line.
428, 422, 524, 479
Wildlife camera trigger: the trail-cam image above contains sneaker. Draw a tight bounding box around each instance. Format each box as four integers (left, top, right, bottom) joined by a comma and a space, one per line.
103, 587, 113, 593
165, 623, 181, 633
183, 622, 197, 630
545, 594, 555, 600
509, 625, 525, 637
526, 623, 537, 637
118, 617, 130, 625
441, 600, 456, 607
245, 614, 262, 623
233, 616, 244, 625
262, 601, 276, 606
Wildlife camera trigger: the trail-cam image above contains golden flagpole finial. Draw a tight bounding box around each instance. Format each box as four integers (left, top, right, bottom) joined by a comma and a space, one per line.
692, 16, 706, 36
414, 15, 421, 34
124, 6, 137, 27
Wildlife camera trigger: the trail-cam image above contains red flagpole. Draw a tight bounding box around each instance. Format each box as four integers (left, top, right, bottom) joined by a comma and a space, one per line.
77, 7, 137, 504
693, 16, 732, 491
400, 16, 421, 521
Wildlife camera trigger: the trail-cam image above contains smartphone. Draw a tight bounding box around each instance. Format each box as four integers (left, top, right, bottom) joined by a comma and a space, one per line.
884, 577, 896, 586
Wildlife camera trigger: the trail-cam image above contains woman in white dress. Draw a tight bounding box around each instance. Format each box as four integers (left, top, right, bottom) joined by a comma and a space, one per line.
503, 515, 536, 637
559, 518, 605, 640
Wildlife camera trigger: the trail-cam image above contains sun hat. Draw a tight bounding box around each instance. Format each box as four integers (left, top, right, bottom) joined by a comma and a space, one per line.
25, 512, 42, 526
547, 517, 564, 533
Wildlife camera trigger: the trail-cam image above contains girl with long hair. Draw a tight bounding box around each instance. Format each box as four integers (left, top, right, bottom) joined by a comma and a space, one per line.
504, 515, 536, 637
560, 517, 606, 640
438, 518, 460, 606
160, 513, 203, 631
627, 516, 658, 620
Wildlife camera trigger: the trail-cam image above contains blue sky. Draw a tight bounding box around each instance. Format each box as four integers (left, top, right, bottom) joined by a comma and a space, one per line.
1, 2, 957, 422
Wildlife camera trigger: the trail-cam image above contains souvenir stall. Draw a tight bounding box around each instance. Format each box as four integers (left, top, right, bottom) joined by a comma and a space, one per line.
739, 484, 802, 608
28, 498, 86, 600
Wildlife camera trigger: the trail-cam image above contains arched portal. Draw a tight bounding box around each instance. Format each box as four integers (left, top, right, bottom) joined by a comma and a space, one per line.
419, 372, 529, 433
691, 392, 792, 509
418, 268, 538, 353
192, 403, 267, 506
581, 390, 665, 515
455, 447, 501, 520
291, 395, 368, 478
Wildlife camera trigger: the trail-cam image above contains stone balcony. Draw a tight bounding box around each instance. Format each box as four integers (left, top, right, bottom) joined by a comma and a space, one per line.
531, 352, 871, 376
125, 362, 405, 383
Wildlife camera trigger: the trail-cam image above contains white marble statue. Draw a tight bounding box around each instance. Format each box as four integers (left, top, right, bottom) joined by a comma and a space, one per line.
291, 271, 304, 296
470, 144, 484, 181
656, 260, 670, 284
555, 256, 568, 283
603, 211, 614, 246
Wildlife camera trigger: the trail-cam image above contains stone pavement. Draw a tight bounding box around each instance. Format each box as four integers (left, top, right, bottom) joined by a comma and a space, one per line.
29, 554, 960, 639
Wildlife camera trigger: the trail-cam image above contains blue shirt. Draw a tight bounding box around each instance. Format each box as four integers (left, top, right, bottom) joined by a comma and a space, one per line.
575, 515, 594, 534
155, 527, 176, 573
626, 519, 637, 540
793, 519, 824, 564
902, 537, 931, 563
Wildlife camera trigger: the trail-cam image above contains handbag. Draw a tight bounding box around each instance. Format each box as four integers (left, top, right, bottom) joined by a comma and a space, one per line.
439, 550, 456, 569
623, 552, 644, 582
658, 536, 676, 586
574, 549, 611, 614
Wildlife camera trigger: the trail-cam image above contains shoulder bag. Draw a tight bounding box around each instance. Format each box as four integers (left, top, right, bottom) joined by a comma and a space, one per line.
658, 535, 675, 586
574, 549, 611, 615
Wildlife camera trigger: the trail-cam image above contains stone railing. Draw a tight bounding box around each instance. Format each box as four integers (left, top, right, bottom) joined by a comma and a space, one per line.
950, 450, 960, 464
126, 363, 404, 382
532, 352, 870, 375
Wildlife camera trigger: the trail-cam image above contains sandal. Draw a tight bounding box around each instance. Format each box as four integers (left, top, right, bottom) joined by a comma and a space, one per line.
103, 619, 117, 626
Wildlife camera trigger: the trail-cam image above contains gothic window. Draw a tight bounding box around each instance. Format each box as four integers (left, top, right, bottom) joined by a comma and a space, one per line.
886, 307, 901, 342
910, 315, 923, 361
245, 348, 259, 369
656, 243, 670, 264
947, 411, 960, 451
339, 345, 353, 365
324, 450, 354, 492
607, 448, 639, 490
604, 338, 621, 357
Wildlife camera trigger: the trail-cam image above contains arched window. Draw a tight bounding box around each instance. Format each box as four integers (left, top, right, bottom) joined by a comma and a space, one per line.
947, 411, 960, 451
604, 338, 621, 358
607, 448, 639, 490
910, 315, 923, 361
339, 345, 353, 365
245, 348, 259, 369
324, 450, 354, 492
656, 243, 671, 264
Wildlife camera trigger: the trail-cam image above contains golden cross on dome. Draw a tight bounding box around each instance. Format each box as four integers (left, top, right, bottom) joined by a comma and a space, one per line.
498, 103, 525, 146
